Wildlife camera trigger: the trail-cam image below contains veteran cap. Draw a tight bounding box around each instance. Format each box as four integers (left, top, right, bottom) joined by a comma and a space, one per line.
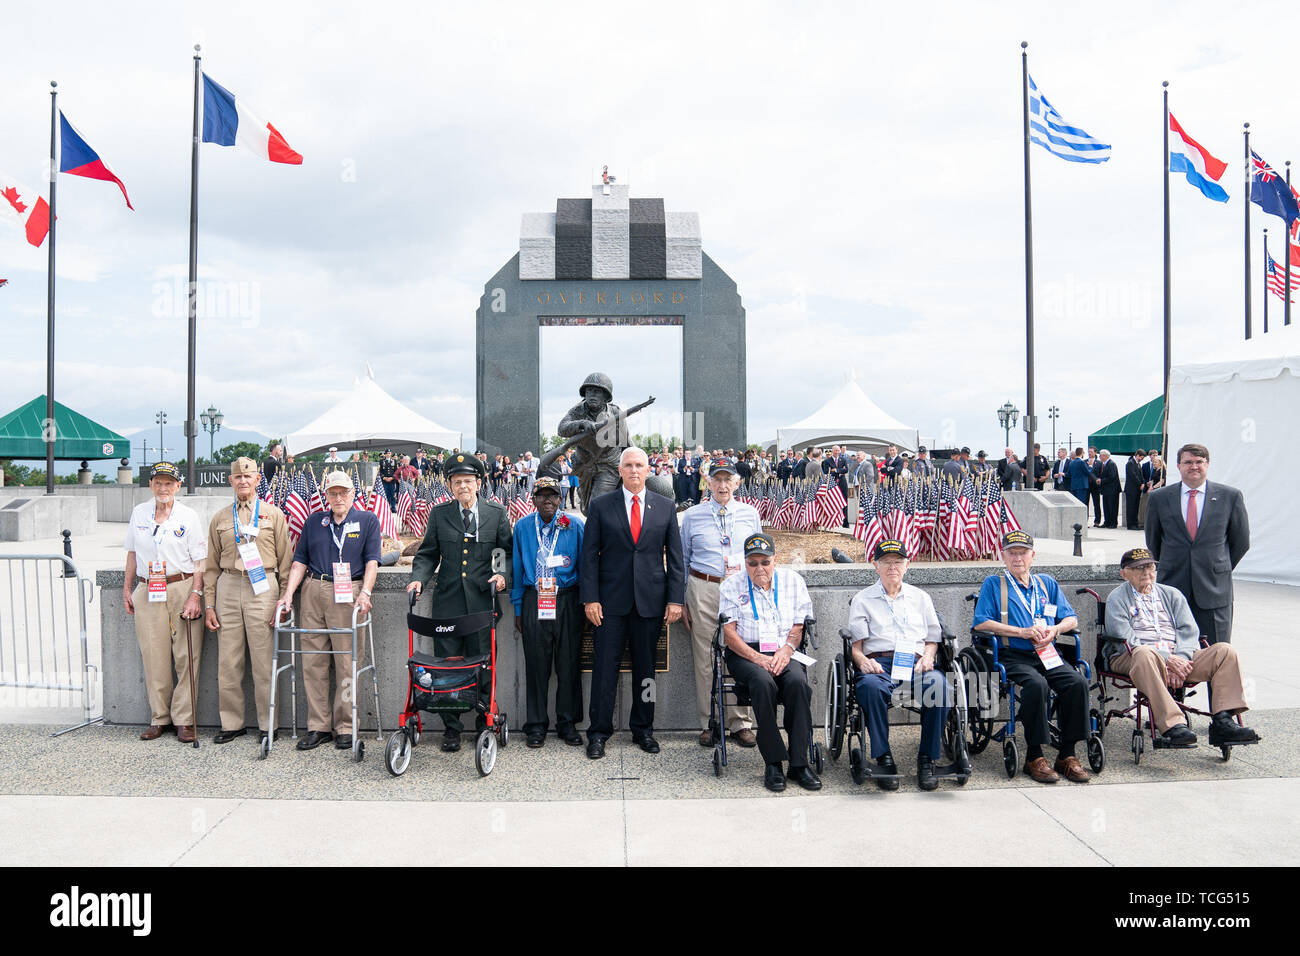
1001, 529, 1035, 550
1120, 547, 1157, 569
532, 476, 563, 496
872, 539, 908, 560
229, 456, 258, 477
743, 532, 776, 557
445, 453, 485, 478
709, 457, 738, 476
150, 462, 181, 481
322, 470, 352, 491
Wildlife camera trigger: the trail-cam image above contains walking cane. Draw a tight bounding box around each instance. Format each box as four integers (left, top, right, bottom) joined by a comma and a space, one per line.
184, 617, 199, 748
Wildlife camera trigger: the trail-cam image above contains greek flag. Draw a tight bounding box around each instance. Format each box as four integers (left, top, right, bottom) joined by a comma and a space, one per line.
1028, 75, 1111, 164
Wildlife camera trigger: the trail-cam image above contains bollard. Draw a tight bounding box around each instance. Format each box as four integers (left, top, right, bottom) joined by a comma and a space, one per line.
62, 529, 75, 577
1072, 523, 1083, 557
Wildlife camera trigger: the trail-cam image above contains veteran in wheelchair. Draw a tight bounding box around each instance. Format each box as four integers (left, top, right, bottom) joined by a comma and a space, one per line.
714, 533, 822, 793
835, 539, 970, 791
1100, 547, 1258, 755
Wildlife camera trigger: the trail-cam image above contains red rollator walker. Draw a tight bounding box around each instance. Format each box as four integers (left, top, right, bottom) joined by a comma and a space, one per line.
386, 583, 508, 777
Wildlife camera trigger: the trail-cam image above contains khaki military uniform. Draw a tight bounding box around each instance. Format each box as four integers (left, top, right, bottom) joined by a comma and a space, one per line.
203, 499, 293, 732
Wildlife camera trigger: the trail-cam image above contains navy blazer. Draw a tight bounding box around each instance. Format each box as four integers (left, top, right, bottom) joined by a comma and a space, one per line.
579, 486, 685, 617
1066, 457, 1092, 492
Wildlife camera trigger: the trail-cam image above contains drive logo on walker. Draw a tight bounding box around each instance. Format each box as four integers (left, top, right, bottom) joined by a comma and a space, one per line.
49, 886, 151, 936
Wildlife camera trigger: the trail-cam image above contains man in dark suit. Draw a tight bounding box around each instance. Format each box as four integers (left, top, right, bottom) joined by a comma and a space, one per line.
1124, 451, 1145, 529
1086, 447, 1104, 526
407, 453, 512, 750
580, 447, 685, 758
1065, 447, 1092, 505
1051, 447, 1070, 491
881, 444, 905, 479
1098, 450, 1121, 528
776, 451, 794, 485
997, 448, 1025, 490
1146, 442, 1250, 644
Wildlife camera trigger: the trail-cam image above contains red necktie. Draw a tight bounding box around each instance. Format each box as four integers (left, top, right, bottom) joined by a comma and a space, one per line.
630, 494, 641, 544
1186, 488, 1198, 540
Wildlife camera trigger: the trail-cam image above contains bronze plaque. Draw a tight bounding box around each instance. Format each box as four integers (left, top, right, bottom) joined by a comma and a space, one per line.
579, 620, 670, 673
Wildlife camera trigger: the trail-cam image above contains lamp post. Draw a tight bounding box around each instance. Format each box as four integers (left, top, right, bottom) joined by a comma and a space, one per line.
155, 411, 167, 463
1047, 405, 1060, 453
199, 404, 224, 460
997, 401, 1019, 449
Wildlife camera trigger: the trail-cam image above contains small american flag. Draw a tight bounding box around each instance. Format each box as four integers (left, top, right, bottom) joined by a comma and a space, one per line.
284, 472, 311, 542
1266, 251, 1295, 303
369, 475, 399, 539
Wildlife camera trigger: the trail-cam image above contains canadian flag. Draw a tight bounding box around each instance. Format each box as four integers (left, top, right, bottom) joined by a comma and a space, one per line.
0, 170, 51, 247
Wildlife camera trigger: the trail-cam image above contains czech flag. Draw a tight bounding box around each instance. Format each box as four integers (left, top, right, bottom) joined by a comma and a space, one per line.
59, 112, 133, 209
202, 74, 302, 164
1168, 112, 1228, 203
0, 169, 51, 247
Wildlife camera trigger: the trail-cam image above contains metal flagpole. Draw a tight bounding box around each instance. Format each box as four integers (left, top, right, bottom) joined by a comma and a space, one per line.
186, 45, 202, 493
1263, 228, 1270, 334
1287, 161, 1293, 326
1244, 123, 1251, 340
45, 81, 58, 496
1021, 42, 1036, 478
1162, 81, 1171, 467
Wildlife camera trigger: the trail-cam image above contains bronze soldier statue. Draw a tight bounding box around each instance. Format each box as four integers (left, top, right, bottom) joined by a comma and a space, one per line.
547, 373, 654, 513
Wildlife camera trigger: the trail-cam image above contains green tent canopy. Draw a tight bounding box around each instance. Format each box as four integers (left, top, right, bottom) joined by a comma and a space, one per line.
1088, 395, 1164, 456
0, 396, 128, 460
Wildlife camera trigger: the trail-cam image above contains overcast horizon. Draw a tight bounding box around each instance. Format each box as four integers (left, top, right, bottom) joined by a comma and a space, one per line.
3, 0, 1299, 466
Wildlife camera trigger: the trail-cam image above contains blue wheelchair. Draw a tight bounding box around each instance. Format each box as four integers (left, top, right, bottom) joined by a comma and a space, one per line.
957, 592, 1105, 778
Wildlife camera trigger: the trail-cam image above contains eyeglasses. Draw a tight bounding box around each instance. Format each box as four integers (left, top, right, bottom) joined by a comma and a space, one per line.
746, 557, 773, 567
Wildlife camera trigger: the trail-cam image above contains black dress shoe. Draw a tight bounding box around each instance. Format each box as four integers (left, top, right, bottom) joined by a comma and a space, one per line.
334, 734, 353, 750
296, 730, 333, 751
1209, 713, 1260, 745
917, 754, 938, 791
787, 766, 822, 791
876, 754, 900, 791
633, 735, 660, 754
441, 732, 462, 752
213, 728, 247, 744
586, 737, 606, 759
560, 727, 582, 746
1160, 724, 1198, 747
764, 763, 786, 792
526, 733, 545, 748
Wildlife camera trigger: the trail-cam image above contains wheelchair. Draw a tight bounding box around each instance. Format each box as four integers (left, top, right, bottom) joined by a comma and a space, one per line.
1075, 588, 1260, 764
824, 609, 972, 788
707, 614, 822, 776
957, 592, 1105, 778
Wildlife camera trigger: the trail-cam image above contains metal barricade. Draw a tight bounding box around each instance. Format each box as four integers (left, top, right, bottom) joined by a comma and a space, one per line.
0, 554, 100, 736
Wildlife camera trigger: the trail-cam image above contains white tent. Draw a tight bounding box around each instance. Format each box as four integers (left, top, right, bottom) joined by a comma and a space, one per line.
773, 379, 917, 455
1168, 354, 1299, 585
285, 375, 462, 455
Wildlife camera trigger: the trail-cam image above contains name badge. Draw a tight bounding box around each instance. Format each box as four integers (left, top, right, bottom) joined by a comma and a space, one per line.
723, 553, 743, 578
890, 636, 916, 682
759, 619, 780, 654
243, 525, 260, 539
1036, 642, 1064, 670
545, 554, 566, 568
333, 562, 353, 603
238, 542, 270, 596
343, 522, 360, 534
1043, 603, 1057, 619
147, 560, 168, 603
537, 577, 557, 620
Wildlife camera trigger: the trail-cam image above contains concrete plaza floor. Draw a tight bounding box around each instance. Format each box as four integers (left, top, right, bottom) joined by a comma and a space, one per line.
1, 520, 1296, 866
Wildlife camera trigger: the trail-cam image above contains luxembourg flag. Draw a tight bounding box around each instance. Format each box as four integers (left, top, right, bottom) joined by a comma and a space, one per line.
59, 112, 133, 209
202, 74, 303, 164
1168, 112, 1228, 202
0, 169, 51, 247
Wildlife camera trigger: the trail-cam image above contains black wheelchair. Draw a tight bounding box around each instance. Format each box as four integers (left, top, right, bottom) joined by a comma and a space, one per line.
957, 592, 1105, 778
1075, 587, 1260, 764
707, 614, 823, 776
824, 610, 972, 788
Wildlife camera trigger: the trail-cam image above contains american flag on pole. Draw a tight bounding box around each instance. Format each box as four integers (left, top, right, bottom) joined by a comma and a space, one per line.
397, 480, 415, 531
369, 475, 399, 539
284, 471, 311, 543
303, 468, 324, 516
1266, 250, 1295, 303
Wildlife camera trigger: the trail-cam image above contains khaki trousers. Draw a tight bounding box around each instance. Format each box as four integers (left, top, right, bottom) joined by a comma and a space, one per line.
300, 578, 368, 735
685, 574, 753, 733
132, 577, 201, 726
215, 570, 278, 732
1110, 643, 1248, 732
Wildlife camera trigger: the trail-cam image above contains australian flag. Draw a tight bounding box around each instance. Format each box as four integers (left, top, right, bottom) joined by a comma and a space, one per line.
1251, 151, 1300, 225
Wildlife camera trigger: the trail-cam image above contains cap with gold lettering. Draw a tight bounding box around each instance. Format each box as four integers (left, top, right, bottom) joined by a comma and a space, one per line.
1120, 547, 1157, 569
229, 456, 258, 477
1001, 530, 1035, 550
150, 462, 181, 481
872, 539, 907, 560
743, 532, 776, 557
532, 476, 563, 496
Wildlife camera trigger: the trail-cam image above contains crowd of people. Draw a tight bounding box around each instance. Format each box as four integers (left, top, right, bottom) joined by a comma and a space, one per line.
120, 440, 1256, 793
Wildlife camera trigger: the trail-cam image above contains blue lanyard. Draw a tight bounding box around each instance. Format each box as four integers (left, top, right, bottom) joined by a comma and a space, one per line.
233, 498, 259, 543
1004, 571, 1044, 619
748, 573, 778, 621
536, 517, 560, 577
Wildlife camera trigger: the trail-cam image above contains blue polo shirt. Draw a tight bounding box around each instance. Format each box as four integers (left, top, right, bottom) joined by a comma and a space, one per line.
972, 571, 1075, 651
511, 511, 584, 615
293, 506, 382, 577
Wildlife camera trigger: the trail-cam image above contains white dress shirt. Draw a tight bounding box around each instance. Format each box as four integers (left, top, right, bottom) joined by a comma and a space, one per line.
622, 485, 647, 526
1178, 481, 1207, 527
848, 580, 941, 657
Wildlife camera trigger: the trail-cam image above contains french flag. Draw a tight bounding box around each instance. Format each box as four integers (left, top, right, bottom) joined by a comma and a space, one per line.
59, 112, 133, 209
1169, 112, 1228, 203
0, 169, 51, 247
202, 74, 303, 164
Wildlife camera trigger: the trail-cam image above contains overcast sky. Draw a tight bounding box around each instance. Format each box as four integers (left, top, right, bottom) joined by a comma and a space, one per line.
3, 0, 1298, 463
